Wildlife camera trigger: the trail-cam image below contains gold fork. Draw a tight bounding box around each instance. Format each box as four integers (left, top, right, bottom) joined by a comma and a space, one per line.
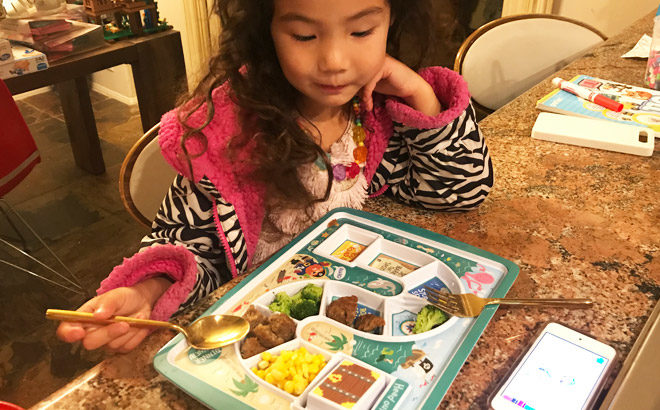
423, 286, 593, 318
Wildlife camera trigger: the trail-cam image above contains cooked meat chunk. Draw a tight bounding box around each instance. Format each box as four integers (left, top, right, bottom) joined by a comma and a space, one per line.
253, 323, 285, 348
243, 305, 267, 334
240, 336, 266, 359
354, 314, 385, 333
268, 312, 296, 341
326, 295, 358, 326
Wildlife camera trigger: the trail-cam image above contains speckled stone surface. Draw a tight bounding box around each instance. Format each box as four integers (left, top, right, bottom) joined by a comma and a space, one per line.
33, 12, 659, 410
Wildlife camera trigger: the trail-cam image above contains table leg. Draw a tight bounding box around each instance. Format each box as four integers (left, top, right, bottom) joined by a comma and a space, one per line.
131, 31, 187, 133
55, 77, 105, 175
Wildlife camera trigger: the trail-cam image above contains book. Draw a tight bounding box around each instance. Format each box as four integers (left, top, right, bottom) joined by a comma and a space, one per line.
536, 74, 660, 133
29, 19, 73, 37
0, 45, 49, 79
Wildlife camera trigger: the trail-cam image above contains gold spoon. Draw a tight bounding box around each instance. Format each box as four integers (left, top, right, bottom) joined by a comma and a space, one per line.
46, 309, 250, 350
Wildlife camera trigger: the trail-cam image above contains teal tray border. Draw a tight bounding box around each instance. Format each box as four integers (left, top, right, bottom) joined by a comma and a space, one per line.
154, 207, 519, 409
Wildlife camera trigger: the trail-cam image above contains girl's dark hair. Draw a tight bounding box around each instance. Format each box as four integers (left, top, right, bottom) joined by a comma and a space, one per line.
178, 0, 433, 209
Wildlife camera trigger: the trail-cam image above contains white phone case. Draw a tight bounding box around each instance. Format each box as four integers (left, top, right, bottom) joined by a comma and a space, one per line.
531, 112, 655, 156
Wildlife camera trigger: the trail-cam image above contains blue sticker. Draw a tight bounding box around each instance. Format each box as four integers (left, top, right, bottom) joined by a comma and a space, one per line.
408, 277, 448, 300
391, 310, 417, 336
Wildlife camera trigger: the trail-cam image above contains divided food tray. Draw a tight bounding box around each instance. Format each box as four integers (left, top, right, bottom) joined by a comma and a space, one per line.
154, 208, 519, 409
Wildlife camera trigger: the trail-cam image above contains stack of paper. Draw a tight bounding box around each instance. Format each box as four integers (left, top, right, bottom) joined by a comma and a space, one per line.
0, 18, 104, 61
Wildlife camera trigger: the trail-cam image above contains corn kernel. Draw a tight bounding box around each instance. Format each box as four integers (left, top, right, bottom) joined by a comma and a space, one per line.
255, 347, 327, 396
271, 369, 284, 381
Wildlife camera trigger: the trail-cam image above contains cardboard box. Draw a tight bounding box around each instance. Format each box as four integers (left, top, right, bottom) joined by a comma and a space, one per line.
0, 39, 12, 63
0, 45, 48, 79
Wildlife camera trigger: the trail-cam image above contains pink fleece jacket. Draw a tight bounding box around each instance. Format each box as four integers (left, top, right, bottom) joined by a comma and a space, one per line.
98, 66, 471, 321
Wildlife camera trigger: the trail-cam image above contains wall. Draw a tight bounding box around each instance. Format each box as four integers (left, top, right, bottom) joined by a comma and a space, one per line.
91, 65, 137, 105
553, 0, 657, 37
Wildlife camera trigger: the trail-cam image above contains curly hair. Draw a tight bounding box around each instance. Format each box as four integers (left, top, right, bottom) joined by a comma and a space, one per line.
178, 0, 434, 209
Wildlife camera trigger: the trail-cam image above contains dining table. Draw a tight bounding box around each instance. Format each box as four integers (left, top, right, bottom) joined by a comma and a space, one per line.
32, 10, 659, 410
5, 30, 186, 175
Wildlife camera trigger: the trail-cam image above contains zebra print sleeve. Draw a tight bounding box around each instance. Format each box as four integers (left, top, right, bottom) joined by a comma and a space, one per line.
139, 175, 233, 311
370, 103, 493, 211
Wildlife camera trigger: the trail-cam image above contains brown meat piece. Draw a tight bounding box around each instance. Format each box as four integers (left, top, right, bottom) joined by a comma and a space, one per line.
326, 295, 358, 326
253, 323, 285, 348
354, 314, 385, 333
268, 313, 296, 341
243, 305, 266, 335
240, 336, 267, 359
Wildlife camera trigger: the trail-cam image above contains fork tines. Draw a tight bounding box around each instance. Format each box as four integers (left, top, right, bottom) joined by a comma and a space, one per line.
424, 286, 459, 315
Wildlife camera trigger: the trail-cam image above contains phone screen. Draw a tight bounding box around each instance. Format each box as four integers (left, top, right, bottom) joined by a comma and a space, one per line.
497, 332, 610, 410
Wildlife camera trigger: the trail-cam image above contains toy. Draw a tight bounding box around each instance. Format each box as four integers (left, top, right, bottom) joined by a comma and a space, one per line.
82, 0, 169, 40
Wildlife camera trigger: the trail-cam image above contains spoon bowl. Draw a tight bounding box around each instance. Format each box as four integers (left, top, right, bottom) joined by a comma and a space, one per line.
46, 309, 250, 350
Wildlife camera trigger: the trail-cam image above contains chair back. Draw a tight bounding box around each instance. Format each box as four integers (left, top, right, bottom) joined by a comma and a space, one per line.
119, 123, 177, 227
455, 14, 607, 113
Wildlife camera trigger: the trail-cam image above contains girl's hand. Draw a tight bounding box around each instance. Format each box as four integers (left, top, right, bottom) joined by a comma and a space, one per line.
361, 55, 441, 116
56, 277, 171, 353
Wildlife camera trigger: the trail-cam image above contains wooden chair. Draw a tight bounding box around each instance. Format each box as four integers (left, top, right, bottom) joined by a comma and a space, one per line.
119, 123, 177, 228
454, 14, 607, 115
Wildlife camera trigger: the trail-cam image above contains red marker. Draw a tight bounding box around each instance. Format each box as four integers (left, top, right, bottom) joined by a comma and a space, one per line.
552, 77, 624, 112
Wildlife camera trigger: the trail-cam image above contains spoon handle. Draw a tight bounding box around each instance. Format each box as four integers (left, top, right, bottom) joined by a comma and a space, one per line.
45, 309, 179, 331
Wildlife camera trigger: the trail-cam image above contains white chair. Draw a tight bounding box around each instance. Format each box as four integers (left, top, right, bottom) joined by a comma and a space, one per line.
119, 123, 177, 228
454, 14, 607, 114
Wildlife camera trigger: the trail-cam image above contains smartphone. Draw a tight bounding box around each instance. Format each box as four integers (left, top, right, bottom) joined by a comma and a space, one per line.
490, 322, 616, 410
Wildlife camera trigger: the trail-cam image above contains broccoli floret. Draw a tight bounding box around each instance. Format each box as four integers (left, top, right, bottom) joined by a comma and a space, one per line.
269, 292, 292, 315
412, 305, 449, 334
290, 299, 319, 320
300, 284, 323, 303
291, 292, 304, 305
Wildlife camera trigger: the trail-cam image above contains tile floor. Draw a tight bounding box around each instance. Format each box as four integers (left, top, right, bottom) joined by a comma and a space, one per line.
0, 88, 149, 407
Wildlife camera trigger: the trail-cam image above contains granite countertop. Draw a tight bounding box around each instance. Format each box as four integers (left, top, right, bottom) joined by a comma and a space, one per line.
33, 12, 659, 410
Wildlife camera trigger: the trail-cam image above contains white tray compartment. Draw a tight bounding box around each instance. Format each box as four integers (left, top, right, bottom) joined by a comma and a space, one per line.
313, 224, 380, 265
242, 338, 338, 405
401, 260, 464, 300
306, 355, 389, 410
384, 297, 457, 338
353, 238, 436, 277
254, 280, 326, 316
236, 303, 298, 359
321, 281, 386, 334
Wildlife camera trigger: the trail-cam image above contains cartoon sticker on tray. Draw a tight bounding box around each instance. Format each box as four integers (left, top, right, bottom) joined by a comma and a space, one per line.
290, 255, 332, 278
369, 253, 418, 276
401, 349, 436, 388
331, 240, 366, 261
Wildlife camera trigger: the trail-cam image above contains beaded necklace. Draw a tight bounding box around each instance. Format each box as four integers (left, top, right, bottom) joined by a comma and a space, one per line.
330, 96, 367, 181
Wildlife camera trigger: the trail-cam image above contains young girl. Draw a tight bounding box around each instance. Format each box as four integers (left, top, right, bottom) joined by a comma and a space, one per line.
57, 0, 492, 352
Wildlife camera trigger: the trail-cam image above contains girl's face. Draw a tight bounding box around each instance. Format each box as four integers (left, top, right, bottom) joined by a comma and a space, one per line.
271, 0, 391, 113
